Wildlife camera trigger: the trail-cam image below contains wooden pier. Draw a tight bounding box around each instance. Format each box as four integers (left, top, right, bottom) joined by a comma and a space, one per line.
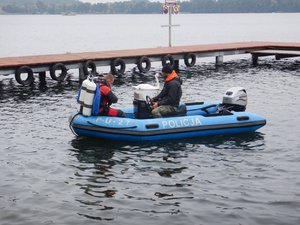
0, 41, 299, 85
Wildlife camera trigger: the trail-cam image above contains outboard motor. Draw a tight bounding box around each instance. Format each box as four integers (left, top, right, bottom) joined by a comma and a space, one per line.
221, 87, 247, 112
133, 73, 160, 119
133, 92, 153, 119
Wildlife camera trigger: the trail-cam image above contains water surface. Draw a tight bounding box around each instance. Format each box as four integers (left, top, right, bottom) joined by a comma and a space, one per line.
0, 14, 300, 225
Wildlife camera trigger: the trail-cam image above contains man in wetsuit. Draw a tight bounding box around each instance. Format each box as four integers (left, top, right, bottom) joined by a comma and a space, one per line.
98, 74, 126, 117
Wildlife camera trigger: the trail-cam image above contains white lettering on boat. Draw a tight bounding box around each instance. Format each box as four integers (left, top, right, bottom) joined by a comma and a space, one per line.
95, 117, 131, 126
94, 117, 201, 129
105, 118, 112, 124
161, 118, 201, 129
117, 119, 131, 126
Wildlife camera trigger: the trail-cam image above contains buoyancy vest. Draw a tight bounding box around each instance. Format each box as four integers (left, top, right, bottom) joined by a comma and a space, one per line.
91, 85, 101, 116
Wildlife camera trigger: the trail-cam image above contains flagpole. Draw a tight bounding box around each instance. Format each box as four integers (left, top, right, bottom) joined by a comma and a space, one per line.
161, 0, 180, 47
168, 5, 172, 47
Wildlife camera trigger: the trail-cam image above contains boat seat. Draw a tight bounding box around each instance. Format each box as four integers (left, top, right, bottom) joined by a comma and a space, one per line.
163, 104, 187, 117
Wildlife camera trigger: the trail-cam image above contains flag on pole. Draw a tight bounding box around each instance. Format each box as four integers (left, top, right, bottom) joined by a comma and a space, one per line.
173, 4, 179, 14
162, 4, 169, 14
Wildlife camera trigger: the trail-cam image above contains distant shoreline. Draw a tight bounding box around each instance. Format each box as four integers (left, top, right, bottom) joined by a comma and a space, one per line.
1, 12, 300, 16
1, 0, 300, 15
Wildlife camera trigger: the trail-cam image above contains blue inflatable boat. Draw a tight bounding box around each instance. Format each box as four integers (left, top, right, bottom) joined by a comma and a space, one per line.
69, 101, 266, 142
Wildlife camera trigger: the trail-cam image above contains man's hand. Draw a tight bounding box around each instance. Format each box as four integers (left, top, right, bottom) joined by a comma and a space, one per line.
152, 101, 158, 109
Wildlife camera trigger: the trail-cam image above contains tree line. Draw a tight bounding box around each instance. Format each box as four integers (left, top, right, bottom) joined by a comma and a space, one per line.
1, 0, 300, 14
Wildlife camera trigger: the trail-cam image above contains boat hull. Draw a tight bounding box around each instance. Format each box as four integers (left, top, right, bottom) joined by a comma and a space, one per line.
69, 102, 266, 141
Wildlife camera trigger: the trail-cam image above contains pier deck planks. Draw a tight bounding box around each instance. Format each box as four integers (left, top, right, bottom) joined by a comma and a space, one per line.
1, 41, 300, 69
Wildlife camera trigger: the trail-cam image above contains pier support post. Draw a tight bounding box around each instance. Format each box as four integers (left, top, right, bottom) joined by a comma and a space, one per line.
252, 54, 258, 66
39, 71, 46, 84
79, 65, 85, 81
216, 56, 223, 66
174, 60, 179, 73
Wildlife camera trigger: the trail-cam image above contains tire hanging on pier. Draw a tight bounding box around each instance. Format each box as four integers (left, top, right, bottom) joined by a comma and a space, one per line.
161, 54, 175, 69
184, 53, 196, 67
111, 58, 126, 76
137, 56, 151, 73
50, 63, 68, 81
83, 60, 97, 76
15, 66, 34, 86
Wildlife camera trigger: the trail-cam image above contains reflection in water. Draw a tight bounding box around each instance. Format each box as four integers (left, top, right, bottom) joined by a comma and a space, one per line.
1, 58, 285, 224
187, 132, 266, 151
1, 13, 300, 224
71, 138, 116, 163
70, 138, 118, 220
0, 75, 80, 102
69, 131, 265, 221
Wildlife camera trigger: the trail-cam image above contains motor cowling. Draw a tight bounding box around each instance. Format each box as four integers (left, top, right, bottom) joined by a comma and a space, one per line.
221, 87, 247, 112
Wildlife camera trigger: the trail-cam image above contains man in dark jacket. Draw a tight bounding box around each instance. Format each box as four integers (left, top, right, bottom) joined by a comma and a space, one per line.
98, 74, 125, 117
151, 65, 182, 118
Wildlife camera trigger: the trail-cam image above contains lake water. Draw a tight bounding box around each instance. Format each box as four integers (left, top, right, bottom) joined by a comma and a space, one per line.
0, 14, 300, 225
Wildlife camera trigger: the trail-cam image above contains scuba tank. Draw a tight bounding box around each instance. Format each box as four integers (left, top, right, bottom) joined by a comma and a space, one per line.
77, 78, 89, 113
77, 74, 101, 117
82, 77, 97, 116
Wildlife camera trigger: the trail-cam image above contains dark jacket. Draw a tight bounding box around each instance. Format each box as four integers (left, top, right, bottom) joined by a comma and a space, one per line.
152, 76, 182, 107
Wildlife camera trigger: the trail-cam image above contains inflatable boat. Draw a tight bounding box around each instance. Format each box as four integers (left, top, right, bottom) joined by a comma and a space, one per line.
69, 76, 266, 142
69, 101, 266, 141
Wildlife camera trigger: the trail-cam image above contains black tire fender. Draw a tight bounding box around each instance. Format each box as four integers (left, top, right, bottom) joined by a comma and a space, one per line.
184, 53, 196, 67
15, 66, 34, 86
111, 58, 126, 76
50, 63, 68, 81
83, 60, 97, 76
137, 56, 151, 73
161, 54, 174, 68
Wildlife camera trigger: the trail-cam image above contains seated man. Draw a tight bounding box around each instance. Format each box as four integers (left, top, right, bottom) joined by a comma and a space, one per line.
98, 74, 126, 117
151, 65, 182, 118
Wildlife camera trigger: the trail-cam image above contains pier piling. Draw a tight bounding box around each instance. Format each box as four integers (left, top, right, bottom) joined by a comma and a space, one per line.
216, 56, 224, 66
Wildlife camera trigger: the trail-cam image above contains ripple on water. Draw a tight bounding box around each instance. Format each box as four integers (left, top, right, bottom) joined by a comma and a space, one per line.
1, 59, 300, 225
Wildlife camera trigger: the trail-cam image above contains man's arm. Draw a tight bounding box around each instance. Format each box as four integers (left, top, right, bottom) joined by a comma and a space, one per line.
106, 91, 118, 105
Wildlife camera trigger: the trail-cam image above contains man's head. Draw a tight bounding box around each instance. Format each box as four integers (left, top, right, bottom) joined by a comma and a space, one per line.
104, 73, 115, 86
161, 64, 173, 76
